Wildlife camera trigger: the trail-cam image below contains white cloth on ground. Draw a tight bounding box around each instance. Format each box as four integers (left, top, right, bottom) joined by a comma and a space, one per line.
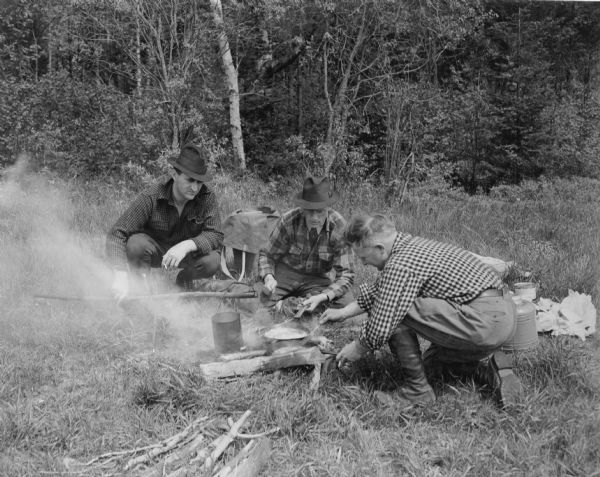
536, 290, 596, 340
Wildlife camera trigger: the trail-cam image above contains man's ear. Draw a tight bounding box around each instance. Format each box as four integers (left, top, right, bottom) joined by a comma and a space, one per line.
373, 243, 386, 254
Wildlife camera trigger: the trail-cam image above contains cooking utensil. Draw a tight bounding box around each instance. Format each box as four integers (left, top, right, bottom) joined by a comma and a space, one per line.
263, 327, 308, 340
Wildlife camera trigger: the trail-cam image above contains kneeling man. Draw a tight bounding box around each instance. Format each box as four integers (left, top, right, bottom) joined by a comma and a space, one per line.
258, 176, 355, 315
321, 213, 522, 408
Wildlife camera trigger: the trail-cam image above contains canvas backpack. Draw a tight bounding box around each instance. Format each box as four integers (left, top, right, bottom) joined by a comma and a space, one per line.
220, 206, 280, 281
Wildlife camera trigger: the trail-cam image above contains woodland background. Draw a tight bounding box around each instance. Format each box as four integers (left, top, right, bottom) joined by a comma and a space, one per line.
2, 0, 600, 193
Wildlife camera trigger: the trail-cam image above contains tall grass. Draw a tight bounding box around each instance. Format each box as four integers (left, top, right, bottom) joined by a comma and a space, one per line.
1, 169, 599, 476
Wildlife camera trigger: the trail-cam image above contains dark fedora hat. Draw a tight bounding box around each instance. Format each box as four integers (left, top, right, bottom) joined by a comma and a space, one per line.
293, 176, 340, 209
167, 144, 212, 182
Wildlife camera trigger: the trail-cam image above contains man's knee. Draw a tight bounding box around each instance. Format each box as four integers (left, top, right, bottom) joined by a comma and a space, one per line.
185, 250, 221, 278
126, 233, 161, 267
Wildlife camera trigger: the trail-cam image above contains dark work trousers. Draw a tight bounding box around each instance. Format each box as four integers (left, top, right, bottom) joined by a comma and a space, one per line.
387, 292, 517, 398
125, 233, 221, 281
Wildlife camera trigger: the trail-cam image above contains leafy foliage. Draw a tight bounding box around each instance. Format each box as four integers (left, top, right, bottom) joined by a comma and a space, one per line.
1, 0, 600, 190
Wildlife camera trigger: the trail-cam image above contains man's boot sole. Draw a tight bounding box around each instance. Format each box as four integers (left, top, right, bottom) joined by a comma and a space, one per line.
489, 351, 524, 408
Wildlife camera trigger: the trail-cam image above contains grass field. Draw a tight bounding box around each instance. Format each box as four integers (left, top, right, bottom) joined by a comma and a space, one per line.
1, 166, 599, 476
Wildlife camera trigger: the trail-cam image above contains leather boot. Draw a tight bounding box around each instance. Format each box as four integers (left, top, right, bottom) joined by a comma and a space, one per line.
476, 350, 523, 408
423, 344, 479, 383
387, 325, 436, 408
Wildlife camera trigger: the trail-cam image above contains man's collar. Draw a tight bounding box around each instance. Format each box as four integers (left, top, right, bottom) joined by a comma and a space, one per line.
302, 209, 332, 234
391, 232, 410, 254
157, 175, 174, 202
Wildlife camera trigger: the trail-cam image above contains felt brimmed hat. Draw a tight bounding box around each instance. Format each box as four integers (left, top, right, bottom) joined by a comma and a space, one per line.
167, 144, 212, 181
293, 176, 339, 209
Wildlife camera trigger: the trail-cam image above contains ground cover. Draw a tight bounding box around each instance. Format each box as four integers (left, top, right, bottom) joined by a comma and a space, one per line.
1, 169, 599, 476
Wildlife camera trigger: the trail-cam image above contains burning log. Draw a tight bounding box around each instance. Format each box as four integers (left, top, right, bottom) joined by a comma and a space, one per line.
199, 346, 329, 378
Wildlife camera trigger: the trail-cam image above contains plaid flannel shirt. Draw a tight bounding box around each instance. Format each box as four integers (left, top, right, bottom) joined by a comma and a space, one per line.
258, 208, 355, 300
106, 176, 223, 270
357, 233, 502, 350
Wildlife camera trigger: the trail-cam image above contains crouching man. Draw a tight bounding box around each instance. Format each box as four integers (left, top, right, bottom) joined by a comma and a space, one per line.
106, 144, 223, 300
321, 213, 523, 409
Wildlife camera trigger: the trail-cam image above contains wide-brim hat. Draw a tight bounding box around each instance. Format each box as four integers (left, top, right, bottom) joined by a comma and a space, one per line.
293, 176, 339, 209
167, 144, 212, 182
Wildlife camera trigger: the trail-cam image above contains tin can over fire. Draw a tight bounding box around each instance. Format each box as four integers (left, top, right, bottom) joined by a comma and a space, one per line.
212, 311, 242, 354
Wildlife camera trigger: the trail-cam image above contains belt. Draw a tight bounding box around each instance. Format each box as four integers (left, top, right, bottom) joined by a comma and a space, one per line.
477, 288, 503, 298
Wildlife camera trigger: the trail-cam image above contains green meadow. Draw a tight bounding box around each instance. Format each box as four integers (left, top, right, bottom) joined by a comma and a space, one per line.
1, 170, 599, 476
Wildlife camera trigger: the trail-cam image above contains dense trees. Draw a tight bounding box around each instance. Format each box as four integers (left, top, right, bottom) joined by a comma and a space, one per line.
1, 0, 599, 191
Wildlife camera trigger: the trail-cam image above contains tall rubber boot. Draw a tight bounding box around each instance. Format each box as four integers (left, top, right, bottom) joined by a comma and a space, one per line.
386, 324, 436, 408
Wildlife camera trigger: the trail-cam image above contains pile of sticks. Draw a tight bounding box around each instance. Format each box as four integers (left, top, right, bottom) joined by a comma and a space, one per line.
72, 410, 276, 476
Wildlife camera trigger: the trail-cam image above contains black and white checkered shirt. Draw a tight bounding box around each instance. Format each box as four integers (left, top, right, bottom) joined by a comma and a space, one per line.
106, 176, 223, 270
357, 233, 502, 350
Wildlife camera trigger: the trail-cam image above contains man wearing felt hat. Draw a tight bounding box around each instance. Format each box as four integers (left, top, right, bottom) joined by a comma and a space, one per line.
258, 175, 355, 314
106, 144, 223, 301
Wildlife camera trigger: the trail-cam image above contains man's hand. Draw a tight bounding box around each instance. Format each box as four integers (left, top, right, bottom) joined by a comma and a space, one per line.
336, 340, 370, 368
111, 271, 129, 303
162, 240, 196, 269
320, 307, 347, 324
301, 293, 327, 312
264, 274, 277, 293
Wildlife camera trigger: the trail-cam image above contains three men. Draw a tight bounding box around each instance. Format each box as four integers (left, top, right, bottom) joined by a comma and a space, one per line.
106, 144, 223, 300
258, 176, 355, 315
321, 213, 523, 408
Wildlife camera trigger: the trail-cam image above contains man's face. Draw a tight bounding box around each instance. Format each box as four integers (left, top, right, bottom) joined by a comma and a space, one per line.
352, 243, 388, 270
172, 171, 202, 202
302, 207, 328, 231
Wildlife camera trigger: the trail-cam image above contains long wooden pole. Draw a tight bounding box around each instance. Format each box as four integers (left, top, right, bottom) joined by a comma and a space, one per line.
34, 291, 257, 302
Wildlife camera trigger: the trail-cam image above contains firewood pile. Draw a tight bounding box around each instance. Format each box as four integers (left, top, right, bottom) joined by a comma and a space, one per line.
64, 410, 276, 476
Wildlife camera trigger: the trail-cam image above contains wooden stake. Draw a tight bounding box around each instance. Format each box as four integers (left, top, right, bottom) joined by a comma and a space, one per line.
124, 416, 208, 471
139, 434, 205, 477
214, 438, 272, 477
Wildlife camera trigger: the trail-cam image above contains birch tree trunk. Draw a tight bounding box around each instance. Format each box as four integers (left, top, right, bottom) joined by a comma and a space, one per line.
210, 0, 246, 170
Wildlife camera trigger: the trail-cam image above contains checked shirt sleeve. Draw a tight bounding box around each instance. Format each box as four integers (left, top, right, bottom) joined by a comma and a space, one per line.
359, 265, 422, 351
191, 192, 223, 254
258, 218, 290, 279
356, 280, 378, 312
105, 193, 154, 270
322, 244, 355, 301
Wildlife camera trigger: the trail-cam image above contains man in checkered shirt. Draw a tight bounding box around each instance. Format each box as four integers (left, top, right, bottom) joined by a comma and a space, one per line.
106, 144, 223, 301
321, 213, 523, 409
258, 176, 355, 316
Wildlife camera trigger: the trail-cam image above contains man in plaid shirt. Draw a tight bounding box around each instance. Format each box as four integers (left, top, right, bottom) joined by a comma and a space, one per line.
321, 213, 523, 409
258, 176, 355, 315
106, 144, 223, 300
